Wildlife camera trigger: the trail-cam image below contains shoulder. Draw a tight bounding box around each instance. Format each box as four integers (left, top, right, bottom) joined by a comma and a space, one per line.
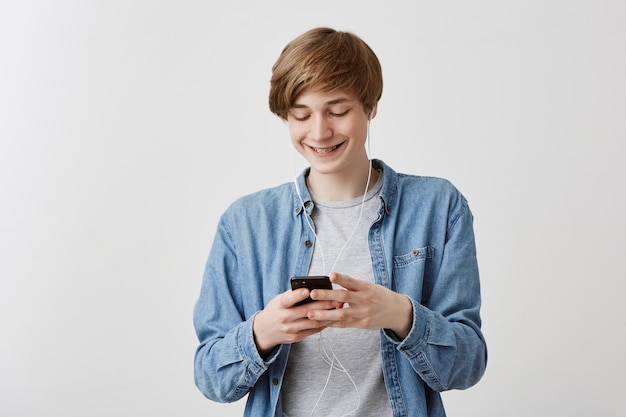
377, 159, 461, 200
379, 161, 469, 221
397, 173, 464, 204
395, 173, 472, 236
397, 172, 456, 192
222, 181, 294, 219
404, 170, 466, 200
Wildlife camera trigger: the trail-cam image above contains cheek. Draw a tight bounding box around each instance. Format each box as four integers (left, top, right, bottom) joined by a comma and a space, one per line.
288, 124, 306, 144
345, 122, 367, 143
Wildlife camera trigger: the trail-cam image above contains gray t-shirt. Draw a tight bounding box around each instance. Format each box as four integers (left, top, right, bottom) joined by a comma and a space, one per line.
282, 173, 392, 417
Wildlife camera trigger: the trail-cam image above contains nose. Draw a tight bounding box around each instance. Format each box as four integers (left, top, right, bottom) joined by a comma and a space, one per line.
310, 115, 332, 141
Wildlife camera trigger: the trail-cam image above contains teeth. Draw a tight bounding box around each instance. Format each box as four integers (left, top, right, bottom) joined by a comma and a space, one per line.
313, 145, 338, 154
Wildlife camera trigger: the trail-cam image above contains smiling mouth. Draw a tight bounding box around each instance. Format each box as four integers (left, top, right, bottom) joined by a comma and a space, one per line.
311, 144, 341, 154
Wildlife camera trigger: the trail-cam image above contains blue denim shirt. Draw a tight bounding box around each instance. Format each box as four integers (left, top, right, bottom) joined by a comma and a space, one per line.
194, 160, 487, 417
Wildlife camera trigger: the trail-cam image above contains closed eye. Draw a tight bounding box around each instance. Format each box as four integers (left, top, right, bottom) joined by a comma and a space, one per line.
330, 110, 349, 117
291, 114, 310, 122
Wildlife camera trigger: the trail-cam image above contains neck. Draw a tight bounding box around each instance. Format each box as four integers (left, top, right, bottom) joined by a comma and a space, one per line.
307, 159, 378, 201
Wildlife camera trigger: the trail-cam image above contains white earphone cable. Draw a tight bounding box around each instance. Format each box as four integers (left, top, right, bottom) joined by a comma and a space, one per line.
291, 117, 373, 417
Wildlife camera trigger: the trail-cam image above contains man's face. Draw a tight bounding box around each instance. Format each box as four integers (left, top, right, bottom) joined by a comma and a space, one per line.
287, 88, 373, 178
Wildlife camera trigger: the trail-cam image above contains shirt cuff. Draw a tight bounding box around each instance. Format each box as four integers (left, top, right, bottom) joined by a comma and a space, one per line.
239, 311, 283, 371
383, 296, 429, 356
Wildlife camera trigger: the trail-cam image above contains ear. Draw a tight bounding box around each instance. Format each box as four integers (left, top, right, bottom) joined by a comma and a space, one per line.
368, 103, 378, 120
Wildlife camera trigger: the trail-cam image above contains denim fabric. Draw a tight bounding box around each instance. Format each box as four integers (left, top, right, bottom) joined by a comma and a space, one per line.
193, 159, 487, 417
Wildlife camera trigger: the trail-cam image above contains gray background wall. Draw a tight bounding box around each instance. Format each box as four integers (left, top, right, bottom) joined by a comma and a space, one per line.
1, 1, 624, 416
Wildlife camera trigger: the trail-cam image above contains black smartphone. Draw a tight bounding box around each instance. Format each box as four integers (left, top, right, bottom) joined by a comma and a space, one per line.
290, 276, 332, 306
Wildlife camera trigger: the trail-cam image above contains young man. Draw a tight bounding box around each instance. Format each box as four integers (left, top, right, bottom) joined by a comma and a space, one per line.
194, 27, 487, 417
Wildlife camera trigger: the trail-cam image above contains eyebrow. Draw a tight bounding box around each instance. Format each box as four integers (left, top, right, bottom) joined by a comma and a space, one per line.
290, 97, 355, 109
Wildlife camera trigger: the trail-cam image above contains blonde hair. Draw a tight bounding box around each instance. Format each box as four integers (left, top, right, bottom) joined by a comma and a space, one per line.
269, 27, 383, 120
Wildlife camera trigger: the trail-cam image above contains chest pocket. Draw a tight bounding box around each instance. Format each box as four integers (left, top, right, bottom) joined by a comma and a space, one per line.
392, 246, 434, 306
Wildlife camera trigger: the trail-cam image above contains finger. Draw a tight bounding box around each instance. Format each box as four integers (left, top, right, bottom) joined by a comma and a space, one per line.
307, 305, 351, 322
289, 326, 329, 342
329, 272, 364, 291
283, 288, 310, 307
309, 288, 348, 304
303, 300, 339, 311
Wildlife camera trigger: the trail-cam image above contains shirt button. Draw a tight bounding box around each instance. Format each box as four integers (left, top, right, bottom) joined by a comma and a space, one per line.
295, 207, 301, 214
304, 201, 311, 209
272, 378, 279, 386
305, 240, 312, 247
412, 249, 420, 256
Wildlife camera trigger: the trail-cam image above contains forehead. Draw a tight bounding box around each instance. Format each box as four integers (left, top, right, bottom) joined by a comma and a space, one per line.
291, 88, 359, 108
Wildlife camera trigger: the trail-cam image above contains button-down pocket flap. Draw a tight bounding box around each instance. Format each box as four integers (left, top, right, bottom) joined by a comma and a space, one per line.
393, 246, 433, 268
